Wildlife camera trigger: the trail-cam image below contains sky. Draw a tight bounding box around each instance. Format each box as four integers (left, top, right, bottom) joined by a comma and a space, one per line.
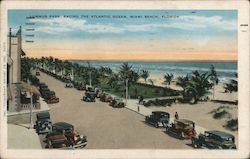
8, 10, 238, 61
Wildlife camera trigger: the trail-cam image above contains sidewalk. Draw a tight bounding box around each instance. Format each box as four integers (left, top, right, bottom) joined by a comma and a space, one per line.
125, 99, 207, 134
8, 124, 42, 149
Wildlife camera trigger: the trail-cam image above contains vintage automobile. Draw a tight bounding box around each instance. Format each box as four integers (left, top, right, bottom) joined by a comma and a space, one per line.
94, 88, 102, 98
166, 119, 197, 139
38, 83, 48, 90
145, 111, 170, 128
34, 112, 52, 134
99, 93, 113, 102
74, 83, 86, 91
44, 91, 59, 104
191, 130, 237, 149
46, 122, 87, 149
109, 97, 125, 108
65, 82, 74, 88
35, 71, 40, 76
83, 91, 96, 102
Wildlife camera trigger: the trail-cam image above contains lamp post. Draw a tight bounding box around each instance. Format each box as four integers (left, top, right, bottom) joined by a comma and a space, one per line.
28, 80, 33, 129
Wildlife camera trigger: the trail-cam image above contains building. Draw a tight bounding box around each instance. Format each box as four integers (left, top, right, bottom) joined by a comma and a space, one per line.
7, 27, 22, 112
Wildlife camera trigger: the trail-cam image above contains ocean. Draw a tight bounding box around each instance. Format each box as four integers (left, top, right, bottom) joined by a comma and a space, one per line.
72, 61, 237, 81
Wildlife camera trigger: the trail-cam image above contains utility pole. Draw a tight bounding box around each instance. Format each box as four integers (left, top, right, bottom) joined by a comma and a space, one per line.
28, 80, 33, 129
125, 78, 128, 105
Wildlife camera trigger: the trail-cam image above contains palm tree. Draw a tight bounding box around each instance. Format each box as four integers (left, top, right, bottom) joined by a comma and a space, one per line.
140, 69, 149, 83
107, 73, 119, 89
119, 62, 139, 98
176, 75, 189, 88
148, 79, 154, 85
224, 73, 237, 93
210, 65, 219, 99
164, 73, 174, 88
183, 71, 213, 104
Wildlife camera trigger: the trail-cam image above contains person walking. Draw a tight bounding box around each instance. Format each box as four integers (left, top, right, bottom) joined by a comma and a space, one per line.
175, 112, 179, 120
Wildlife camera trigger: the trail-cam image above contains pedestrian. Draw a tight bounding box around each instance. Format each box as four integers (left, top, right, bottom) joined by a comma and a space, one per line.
137, 105, 140, 112
138, 95, 144, 104
175, 112, 179, 120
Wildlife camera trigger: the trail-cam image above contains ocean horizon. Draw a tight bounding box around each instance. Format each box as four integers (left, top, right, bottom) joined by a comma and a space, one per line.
71, 60, 237, 81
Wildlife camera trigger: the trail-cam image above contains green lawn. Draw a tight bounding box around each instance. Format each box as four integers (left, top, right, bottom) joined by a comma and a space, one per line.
73, 76, 180, 99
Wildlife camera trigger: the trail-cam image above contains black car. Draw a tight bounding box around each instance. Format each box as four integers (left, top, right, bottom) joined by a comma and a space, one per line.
191, 130, 237, 149
145, 111, 170, 128
36, 71, 40, 76
34, 112, 52, 134
83, 91, 96, 102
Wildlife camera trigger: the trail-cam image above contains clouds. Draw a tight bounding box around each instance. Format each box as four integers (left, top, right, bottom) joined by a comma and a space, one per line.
30, 16, 125, 34
28, 14, 236, 35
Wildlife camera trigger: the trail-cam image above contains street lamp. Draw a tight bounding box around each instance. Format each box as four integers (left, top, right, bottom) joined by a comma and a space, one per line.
27, 80, 33, 129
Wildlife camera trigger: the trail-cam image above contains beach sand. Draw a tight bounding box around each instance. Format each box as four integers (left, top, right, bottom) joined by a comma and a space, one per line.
138, 74, 238, 101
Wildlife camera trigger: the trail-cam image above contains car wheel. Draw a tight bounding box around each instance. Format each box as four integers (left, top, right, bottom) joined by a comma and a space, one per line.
179, 132, 184, 139
192, 140, 198, 148
48, 140, 52, 148
154, 122, 159, 128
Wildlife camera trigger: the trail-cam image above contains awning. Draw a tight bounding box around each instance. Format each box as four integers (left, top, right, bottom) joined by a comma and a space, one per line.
20, 81, 40, 95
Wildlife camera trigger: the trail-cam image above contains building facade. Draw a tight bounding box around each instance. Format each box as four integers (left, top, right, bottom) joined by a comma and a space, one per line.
7, 27, 22, 112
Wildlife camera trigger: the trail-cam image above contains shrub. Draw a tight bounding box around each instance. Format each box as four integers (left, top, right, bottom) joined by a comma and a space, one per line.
213, 110, 230, 119
224, 118, 238, 131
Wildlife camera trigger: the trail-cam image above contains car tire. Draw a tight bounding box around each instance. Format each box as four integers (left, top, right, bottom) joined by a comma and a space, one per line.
192, 140, 198, 148
179, 132, 184, 139
154, 122, 159, 128
48, 140, 52, 148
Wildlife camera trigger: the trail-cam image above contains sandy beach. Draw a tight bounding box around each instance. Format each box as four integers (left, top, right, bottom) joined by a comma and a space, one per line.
138, 74, 238, 101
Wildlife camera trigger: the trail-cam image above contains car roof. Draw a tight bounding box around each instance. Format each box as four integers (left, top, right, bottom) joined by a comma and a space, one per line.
53, 122, 74, 129
152, 111, 169, 115
175, 119, 194, 124
37, 112, 50, 119
206, 130, 234, 138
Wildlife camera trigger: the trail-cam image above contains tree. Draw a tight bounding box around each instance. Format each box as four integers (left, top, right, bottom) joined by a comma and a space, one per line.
119, 62, 139, 97
164, 73, 174, 88
210, 65, 219, 99
182, 71, 213, 104
140, 69, 149, 83
148, 79, 154, 85
224, 73, 237, 93
176, 75, 189, 88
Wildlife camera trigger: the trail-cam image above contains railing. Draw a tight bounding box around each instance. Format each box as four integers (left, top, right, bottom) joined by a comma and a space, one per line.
20, 102, 41, 110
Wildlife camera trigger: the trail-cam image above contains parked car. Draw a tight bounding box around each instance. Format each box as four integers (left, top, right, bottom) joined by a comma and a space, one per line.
35, 71, 40, 76
74, 83, 86, 91
65, 82, 74, 88
99, 93, 113, 102
109, 97, 125, 108
46, 134, 69, 149
83, 91, 96, 102
166, 119, 197, 139
44, 91, 59, 104
38, 83, 48, 90
46, 122, 87, 149
145, 111, 170, 128
34, 112, 52, 134
191, 130, 236, 149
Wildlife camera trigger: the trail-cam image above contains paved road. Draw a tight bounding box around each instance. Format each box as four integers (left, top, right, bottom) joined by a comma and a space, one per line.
37, 71, 193, 149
